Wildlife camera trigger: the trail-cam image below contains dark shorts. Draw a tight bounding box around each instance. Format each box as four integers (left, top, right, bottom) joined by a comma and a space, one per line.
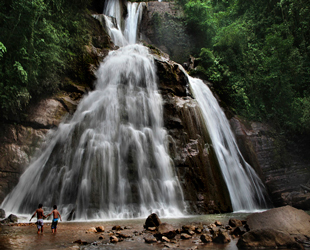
51, 218, 59, 229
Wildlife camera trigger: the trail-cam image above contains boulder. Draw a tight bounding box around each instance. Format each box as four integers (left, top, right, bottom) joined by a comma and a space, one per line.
157, 223, 176, 239
246, 206, 310, 237
8, 214, 18, 223
237, 229, 303, 249
237, 206, 310, 249
144, 213, 161, 229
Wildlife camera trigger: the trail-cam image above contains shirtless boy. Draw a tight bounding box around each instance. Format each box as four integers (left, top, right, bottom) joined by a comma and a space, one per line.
47, 205, 62, 233
30, 204, 47, 234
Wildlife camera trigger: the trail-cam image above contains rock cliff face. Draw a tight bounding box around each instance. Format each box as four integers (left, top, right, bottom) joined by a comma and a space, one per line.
230, 117, 310, 209
140, 1, 196, 64
153, 51, 232, 213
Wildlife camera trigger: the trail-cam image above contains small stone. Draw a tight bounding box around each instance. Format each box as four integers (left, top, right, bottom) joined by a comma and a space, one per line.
73, 239, 88, 245
112, 225, 123, 231
182, 225, 196, 232
86, 227, 97, 233
96, 226, 105, 232
147, 227, 156, 231
99, 236, 104, 240
181, 233, 192, 239
188, 230, 195, 235
144, 236, 157, 244
214, 220, 222, 226
110, 236, 118, 243
117, 233, 131, 238
229, 218, 243, 228
162, 236, 170, 242
200, 234, 212, 243
124, 226, 132, 229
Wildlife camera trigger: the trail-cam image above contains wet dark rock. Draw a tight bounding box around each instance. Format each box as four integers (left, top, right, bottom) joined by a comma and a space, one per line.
96, 226, 104, 232
230, 227, 246, 236
8, 214, 18, 223
182, 225, 196, 232
74, 239, 88, 245
144, 213, 161, 229
157, 223, 176, 239
0, 209, 5, 218
237, 229, 303, 249
112, 225, 123, 231
212, 229, 231, 244
214, 220, 222, 226
200, 234, 212, 243
110, 236, 119, 243
229, 218, 243, 228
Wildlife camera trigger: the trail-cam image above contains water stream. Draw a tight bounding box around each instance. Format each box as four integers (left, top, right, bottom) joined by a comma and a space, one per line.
188, 76, 267, 211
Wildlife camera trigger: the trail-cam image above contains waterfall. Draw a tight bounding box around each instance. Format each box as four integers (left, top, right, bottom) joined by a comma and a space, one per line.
1, 1, 184, 220
101, 0, 144, 47
189, 76, 267, 211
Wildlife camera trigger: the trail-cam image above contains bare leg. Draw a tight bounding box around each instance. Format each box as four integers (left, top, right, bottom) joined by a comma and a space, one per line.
41, 226, 44, 234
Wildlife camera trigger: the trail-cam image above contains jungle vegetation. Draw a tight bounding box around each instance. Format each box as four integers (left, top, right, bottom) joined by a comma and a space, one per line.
1, 0, 309, 136
178, 0, 310, 134
0, 0, 91, 120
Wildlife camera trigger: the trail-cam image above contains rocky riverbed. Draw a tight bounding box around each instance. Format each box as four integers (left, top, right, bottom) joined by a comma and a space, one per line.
1, 206, 309, 250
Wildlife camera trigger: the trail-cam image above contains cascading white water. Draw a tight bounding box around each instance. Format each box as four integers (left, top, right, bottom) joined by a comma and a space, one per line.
101, 0, 144, 47
1, 1, 184, 220
1, 44, 184, 219
189, 76, 267, 211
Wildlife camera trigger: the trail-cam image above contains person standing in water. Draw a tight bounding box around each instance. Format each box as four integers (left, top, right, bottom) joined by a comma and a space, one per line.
47, 205, 62, 233
30, 204, 47, 234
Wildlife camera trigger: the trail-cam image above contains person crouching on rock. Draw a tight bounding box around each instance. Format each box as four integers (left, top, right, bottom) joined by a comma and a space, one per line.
30, 203, 47, 234
47, 205, 62, 233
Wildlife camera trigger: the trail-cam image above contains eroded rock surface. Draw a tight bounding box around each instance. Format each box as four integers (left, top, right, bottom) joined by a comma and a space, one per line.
230, 117, 310, 209
237, 206, 310, 249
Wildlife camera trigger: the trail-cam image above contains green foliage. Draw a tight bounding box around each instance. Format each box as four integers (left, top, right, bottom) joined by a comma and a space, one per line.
181, 0, 310, 134
0, 0, 90, 119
